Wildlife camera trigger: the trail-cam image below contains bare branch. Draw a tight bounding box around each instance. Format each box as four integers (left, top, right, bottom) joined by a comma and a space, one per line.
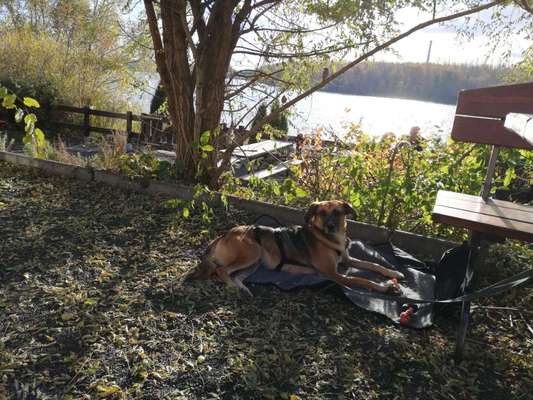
224, 68, 283, 100
211, 0, 506, 182
255, 0, 506, 133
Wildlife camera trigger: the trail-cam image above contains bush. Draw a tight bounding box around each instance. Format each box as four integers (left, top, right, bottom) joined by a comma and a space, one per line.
224, 125, 532, 241
0, 28, 140, 139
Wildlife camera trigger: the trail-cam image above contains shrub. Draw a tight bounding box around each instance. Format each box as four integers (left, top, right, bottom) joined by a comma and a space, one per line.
223, 125, 532, 241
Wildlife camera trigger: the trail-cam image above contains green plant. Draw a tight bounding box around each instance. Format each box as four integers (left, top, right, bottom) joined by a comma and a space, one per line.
0, 85, 49, 158
220, 124, 532, 242
118, 151, 160, 180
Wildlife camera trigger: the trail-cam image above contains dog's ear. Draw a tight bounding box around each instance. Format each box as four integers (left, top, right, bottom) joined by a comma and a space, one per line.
342, 201, 357, 220
304, 202, 319, 225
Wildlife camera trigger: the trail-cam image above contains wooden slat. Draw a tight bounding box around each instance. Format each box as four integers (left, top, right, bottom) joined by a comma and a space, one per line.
50, 121, 139, 136
54, 105, 84, 113
451, 115, 533, 150
456, 82, 533, 118
437, 190, 533, 214
89, 109, 127, 119
435, 191, 533, 224
240, 160, 303, 181
432, 190, 533, 242
433, 205, 533, 242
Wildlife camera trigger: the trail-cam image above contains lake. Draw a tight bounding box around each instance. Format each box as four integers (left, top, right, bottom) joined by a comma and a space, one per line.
286, 91, 456, 140
138, 82, 456, 140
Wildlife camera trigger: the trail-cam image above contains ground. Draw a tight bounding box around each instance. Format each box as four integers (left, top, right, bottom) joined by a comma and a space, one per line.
0, 161, 531, 400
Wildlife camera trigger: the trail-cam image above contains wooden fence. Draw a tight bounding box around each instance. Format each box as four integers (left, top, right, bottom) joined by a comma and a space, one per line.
50, 105, 168, 144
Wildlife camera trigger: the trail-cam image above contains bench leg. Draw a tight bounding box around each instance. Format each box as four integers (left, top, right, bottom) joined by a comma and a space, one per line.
454, 300, 471, 360
454, 232, 481, 361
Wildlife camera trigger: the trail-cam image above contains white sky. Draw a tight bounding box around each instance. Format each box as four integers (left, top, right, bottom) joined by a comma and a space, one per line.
378, 5, 530, 65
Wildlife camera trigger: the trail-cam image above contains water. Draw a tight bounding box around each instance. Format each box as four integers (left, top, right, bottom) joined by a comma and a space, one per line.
138, 80, 456, 140
286, 91, 456, 140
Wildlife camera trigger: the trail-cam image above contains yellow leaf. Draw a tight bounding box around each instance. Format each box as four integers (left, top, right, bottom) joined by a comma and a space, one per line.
289, 396, 301, 400
96, 384, 121, 398
23, 97, 40, 108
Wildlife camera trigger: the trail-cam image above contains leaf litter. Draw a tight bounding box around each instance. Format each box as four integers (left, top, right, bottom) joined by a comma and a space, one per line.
0, 161, 531, 399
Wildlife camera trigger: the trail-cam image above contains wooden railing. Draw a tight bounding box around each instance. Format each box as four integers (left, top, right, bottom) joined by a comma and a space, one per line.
50, 105, 167, 141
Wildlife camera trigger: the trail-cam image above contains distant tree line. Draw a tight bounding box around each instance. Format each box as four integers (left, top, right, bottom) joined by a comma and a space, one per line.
321, 62, 508, 104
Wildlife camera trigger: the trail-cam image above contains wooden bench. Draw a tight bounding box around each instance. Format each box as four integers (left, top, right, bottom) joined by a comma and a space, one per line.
239, 159, 303, 183
432, 82, 533, 359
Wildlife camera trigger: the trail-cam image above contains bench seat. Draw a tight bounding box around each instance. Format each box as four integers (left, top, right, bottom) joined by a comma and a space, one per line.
432, 190, 533, 242
239, 160, 303, 182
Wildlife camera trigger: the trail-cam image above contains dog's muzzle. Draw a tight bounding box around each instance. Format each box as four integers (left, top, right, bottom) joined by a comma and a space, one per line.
325, 218, 337, 233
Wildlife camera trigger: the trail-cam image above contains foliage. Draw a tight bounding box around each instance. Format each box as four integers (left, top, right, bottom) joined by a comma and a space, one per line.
0, 132, 14, 151
1, 161, 531, 399
143, 0, 531, 188
506, 45, 533, 83
252, 103, 268, 130
150, 83, 167, 115
323, 61, 507, 104
222, 126, 532, 241
0, 1, 152, 116
250, 101, 289, 143
270, 99, 288, 134
0, 85, 50, 157
118, 151, 161, 181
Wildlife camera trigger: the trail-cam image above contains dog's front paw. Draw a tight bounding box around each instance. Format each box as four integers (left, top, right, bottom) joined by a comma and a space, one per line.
384, 278, 402, 294
388, 270, 405, 280
374, 279, 399, 293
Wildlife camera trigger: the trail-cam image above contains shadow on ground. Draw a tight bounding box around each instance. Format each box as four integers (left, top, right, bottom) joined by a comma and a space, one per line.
0, 161, 531, 399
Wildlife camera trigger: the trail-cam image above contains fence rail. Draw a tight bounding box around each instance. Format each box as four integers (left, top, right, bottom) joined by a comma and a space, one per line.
50, 105, 166, 140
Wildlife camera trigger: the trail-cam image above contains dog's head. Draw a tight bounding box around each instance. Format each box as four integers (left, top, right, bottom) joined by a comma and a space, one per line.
304, 200, 356, 234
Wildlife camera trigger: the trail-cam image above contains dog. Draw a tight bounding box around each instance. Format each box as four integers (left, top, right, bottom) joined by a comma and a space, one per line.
187, 200, 404, 296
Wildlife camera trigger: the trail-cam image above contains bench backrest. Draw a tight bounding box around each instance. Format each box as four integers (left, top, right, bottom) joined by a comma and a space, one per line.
451, 82, 533, 150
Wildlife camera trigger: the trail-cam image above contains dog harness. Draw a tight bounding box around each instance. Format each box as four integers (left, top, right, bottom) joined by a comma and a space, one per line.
272, 230, 311, 271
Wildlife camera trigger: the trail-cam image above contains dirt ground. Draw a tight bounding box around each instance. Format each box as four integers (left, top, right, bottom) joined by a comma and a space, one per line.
0, 161, 531, 399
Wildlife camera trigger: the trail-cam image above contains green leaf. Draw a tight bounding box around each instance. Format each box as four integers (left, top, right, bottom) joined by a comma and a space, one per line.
182, 207, 190, 218
34, 128, 45, 143
2, 94, 16, 109
200, 131, 210, 145
201, 144, 214, 152
23, 97, 40, 108
503, 167, 515, 188
24, 113, 37, 125
294, 187, 307, 197
0, 86, 7, 98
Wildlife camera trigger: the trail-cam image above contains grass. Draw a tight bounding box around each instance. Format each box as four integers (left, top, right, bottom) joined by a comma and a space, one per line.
0, 161, 531, 399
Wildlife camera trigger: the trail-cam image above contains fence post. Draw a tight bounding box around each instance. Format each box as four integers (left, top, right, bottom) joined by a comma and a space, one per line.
83, 106, 90, 137
126, 111, 133, 142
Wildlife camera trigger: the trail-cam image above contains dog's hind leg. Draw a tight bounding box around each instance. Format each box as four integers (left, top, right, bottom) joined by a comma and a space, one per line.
215, 255, 261, 296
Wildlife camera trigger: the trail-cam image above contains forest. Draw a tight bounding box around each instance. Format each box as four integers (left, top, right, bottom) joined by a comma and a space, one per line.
321, 62, 507, 104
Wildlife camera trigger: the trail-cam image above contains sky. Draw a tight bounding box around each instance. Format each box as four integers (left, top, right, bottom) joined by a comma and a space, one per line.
378, 5, 530, 65
130, 1, 531, 67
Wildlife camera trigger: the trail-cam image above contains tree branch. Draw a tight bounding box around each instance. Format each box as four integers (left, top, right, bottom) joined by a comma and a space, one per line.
256, 0, 505, 135
213, 0, 505, 179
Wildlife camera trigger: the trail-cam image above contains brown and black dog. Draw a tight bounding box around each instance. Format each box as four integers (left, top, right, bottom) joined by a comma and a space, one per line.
188, 200, 404, 296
